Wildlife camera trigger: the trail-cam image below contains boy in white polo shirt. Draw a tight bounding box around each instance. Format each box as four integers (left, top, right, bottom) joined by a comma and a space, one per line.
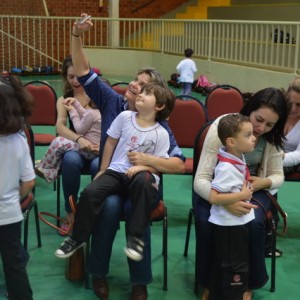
208, 114, 256, 300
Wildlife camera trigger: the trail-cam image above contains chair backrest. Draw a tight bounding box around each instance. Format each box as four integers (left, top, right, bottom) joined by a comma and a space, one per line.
176, 94, 201, 101
24, 80, 57, 126
193, 121, 213, 178
23, 123, 35, 164
111, 82, 129, 96
168, 99, 208, 148
205, 85, 244, 120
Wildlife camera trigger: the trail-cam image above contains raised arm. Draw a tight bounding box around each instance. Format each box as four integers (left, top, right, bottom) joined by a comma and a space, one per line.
71, 13, 93, 77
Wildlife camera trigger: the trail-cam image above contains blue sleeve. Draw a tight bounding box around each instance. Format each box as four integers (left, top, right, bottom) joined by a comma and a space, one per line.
77, 70, 126, 116
160, 120, 186, 162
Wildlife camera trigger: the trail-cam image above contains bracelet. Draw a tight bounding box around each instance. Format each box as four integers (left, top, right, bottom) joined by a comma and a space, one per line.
75, 135, 83, 143
72, 33, 81, 37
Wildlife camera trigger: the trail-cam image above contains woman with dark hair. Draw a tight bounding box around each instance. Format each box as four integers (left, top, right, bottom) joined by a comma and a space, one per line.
56, 55, 100, 233
194, 87, 288, 300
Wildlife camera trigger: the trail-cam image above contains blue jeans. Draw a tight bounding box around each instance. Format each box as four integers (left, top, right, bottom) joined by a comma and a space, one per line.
88, 191, 160, 285
61, 150, 99, 213
181, 82, 192, 96
194, 190, 270, 290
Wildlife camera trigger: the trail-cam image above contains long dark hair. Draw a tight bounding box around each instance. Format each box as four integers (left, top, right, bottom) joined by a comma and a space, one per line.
240, 87, 288, 149
0, 75, 33, 134
61, 55, 74, 98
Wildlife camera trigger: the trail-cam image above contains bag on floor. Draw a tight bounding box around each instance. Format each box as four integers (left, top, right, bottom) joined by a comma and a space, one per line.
65, 247, 85, 281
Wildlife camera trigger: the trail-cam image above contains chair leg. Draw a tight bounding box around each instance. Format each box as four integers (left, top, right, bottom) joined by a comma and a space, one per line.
194, 234, 199, 295
84, 237, 91, 289
56, 176, 61, 227
163, 207, 168, 291
183, 208, 194, 257
23, 213, 29, 251
270, 232, 276, 292
33, 201, 42, 248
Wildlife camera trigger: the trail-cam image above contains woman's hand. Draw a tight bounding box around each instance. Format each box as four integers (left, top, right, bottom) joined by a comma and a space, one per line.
127, 151, 149, 166
223, 201, 257, 217
249, 176, 272, 192
90, 144, 100, 154
73, 13, 93, 36
77, 136, 93, 151
63, 97, 75, 111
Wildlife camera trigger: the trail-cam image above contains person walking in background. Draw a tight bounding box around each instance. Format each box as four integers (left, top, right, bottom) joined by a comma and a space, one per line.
176, 48, 197, 96
0, 75, 35, 300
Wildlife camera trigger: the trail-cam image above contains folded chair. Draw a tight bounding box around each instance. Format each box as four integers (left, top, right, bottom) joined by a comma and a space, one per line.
22, 124, 42, 250
205, 84, 244, 120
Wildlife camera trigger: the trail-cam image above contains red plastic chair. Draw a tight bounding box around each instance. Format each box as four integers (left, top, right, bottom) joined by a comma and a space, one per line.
111, 82, 129, 96
205, 85, 244, 120
24, 80, 57, 146
168, 98, 208, 175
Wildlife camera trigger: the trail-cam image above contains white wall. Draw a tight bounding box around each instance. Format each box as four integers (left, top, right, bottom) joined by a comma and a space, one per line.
85, 48, 296, 93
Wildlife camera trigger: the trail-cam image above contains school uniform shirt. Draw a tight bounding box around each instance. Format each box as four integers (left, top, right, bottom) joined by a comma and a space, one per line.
209, 147, 255, 226
107, 111, 169, 184
0, 133, 35, 226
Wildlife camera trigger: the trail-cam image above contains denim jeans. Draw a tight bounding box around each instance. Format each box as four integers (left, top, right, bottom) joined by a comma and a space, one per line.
88, 194, 155, 285
181, 82, 192, 96
61, 150, 99, 212
194, 190, 270, 290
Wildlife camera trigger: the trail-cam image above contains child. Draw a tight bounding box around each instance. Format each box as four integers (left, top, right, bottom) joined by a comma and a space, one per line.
0, 75, 35, 299
176, 48, 197, 96
35, 97, 101, 182
208, 114, 256, 300
55, 82, 175, 261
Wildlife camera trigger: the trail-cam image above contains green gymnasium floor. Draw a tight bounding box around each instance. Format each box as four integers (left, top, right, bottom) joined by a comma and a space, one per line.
0, 75, 299, 299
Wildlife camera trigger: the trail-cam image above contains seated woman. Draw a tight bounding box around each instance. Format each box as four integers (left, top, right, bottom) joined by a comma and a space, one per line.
193, 87, 288, 300
283, 77, 300, 173
55, 55, 100, 234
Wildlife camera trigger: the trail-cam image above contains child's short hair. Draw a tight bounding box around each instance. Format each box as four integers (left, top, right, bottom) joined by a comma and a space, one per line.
184, 48, 193, 58
218, 114, 250, 146
140, 82, 176, 121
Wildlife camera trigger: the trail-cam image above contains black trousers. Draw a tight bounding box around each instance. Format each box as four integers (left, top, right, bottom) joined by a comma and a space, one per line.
72, 170, 158, 242
209, 223, 250, 300
0, 221, 33, 300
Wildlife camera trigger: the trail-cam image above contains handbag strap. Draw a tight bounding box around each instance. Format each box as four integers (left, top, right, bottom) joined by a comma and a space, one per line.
252, 192, 288, 236
38, 195, 76, 235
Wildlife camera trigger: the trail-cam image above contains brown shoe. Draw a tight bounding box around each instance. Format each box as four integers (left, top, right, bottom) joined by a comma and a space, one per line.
93, 276, 109, 300
131, 285, 147, 300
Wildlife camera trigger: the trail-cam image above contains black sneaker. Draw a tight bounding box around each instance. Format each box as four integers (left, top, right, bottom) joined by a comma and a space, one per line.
124, 235, 144, 261
55, 237, 85, 258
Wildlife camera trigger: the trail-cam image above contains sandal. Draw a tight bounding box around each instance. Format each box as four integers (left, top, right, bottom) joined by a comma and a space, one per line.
265, 248, 283, 258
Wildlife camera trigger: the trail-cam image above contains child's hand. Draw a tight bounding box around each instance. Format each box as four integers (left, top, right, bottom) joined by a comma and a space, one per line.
241, 181, 253, 201
126, 166, 144, 178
